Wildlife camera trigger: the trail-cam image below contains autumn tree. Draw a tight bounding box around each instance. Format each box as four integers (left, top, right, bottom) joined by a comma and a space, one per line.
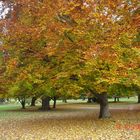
0, 0, 139, 118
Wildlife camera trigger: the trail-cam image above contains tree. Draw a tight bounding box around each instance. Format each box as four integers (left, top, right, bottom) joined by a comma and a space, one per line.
30, 97, 37, 106
108, 83, 132, 102
97, 92, 111, 118
131, 84, 140, 103
138, 94, 140, 103
1, 0, 139, 118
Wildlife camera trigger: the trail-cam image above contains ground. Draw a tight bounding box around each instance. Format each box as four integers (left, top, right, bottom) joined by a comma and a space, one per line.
0, 99, 140, 140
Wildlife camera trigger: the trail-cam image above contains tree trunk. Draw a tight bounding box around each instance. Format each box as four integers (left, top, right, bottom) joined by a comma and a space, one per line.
87, 98, 92, 103
117, 97, 119, 102
0, 98, 5, 104
82, 97, 85, 100
97, 92, 111, 119
114, 97, 117, 102
138, 94, 140, 103
30, 97, 37, 106
40, 96, 50, 110
92, 97, 97, 102
18, 97, 26, 109
21, 100, 25, 109
53, 96, 57, 108
63, 99, 67, 103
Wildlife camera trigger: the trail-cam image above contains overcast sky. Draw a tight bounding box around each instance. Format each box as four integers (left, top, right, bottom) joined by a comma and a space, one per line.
0, 1, 10, 19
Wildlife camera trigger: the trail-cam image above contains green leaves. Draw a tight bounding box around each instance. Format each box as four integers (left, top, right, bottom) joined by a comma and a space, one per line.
108, 83, 139, 97
64, 30, 76, 42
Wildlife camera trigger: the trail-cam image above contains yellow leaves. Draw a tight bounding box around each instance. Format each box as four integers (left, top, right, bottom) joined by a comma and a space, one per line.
6, 58, 18, 75
94, 83, 108, 93
17, 70, 28, 81
56, 72, 68, 79
1, 0, 139, 99
19, 11, 34, 26
93, 13, 100, 18
33, 79, 44, 84
108, 0, 118, 9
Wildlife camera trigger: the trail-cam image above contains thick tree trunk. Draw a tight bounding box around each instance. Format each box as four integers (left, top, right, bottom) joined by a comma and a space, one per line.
138, 94, 140, 103
30, 97, 37, 106
117, 97, 119, 102
53, 97, 57, 108
97, 92, 111, 119
40, 96, 50, 110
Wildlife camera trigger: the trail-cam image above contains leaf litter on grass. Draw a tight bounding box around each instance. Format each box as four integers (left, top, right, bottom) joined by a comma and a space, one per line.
0, 104, 139, 140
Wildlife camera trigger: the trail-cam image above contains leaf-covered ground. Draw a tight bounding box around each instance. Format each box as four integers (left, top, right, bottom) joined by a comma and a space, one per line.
0, 103, 140, 140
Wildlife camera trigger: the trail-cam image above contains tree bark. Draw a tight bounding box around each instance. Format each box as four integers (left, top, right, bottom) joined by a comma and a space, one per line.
21, 100, 25, 109
117, 97, 119, 102
87, 98, 92, 103
63, 99, 67, 103
97, 92, 111, 119
114, 97, 117, 102
114, 97, 119, 102
53, 96, 57, 108
138, 94, 140, 103
92, 97, 97, 102
30, 97, 37, 106
18, 97, 26, 109
0, 98, 5, 104
40, 96, 50, 110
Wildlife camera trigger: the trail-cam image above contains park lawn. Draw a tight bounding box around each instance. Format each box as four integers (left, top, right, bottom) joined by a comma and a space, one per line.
108, 96, 138, 103
0, 102, 140, 140
0, 96, 138, 111
0, 104, 20, 111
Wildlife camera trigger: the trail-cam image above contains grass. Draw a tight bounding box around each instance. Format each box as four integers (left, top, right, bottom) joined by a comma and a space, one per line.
0, 104, 20, 110
0, 98, 139, 140
0, 96, 138, 111
108, 96, 138, 103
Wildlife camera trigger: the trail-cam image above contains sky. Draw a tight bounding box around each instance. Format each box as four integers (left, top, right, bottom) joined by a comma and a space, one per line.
0, 1, 10, 19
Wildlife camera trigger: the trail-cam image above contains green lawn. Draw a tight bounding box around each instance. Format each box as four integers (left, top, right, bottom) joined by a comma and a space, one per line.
108, 96, 138, 103
0, 104, 20, 110
0, 96, 138, 111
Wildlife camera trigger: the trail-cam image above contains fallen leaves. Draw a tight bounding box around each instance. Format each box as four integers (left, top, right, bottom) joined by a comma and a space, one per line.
0, 103, 139, 140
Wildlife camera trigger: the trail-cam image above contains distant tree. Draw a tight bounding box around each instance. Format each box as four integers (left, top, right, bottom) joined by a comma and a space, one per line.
131, 84, 140, 103
30, 97, 37, 106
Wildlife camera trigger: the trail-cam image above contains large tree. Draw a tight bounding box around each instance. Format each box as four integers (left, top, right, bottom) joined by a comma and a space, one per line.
0, 0, 139, 118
